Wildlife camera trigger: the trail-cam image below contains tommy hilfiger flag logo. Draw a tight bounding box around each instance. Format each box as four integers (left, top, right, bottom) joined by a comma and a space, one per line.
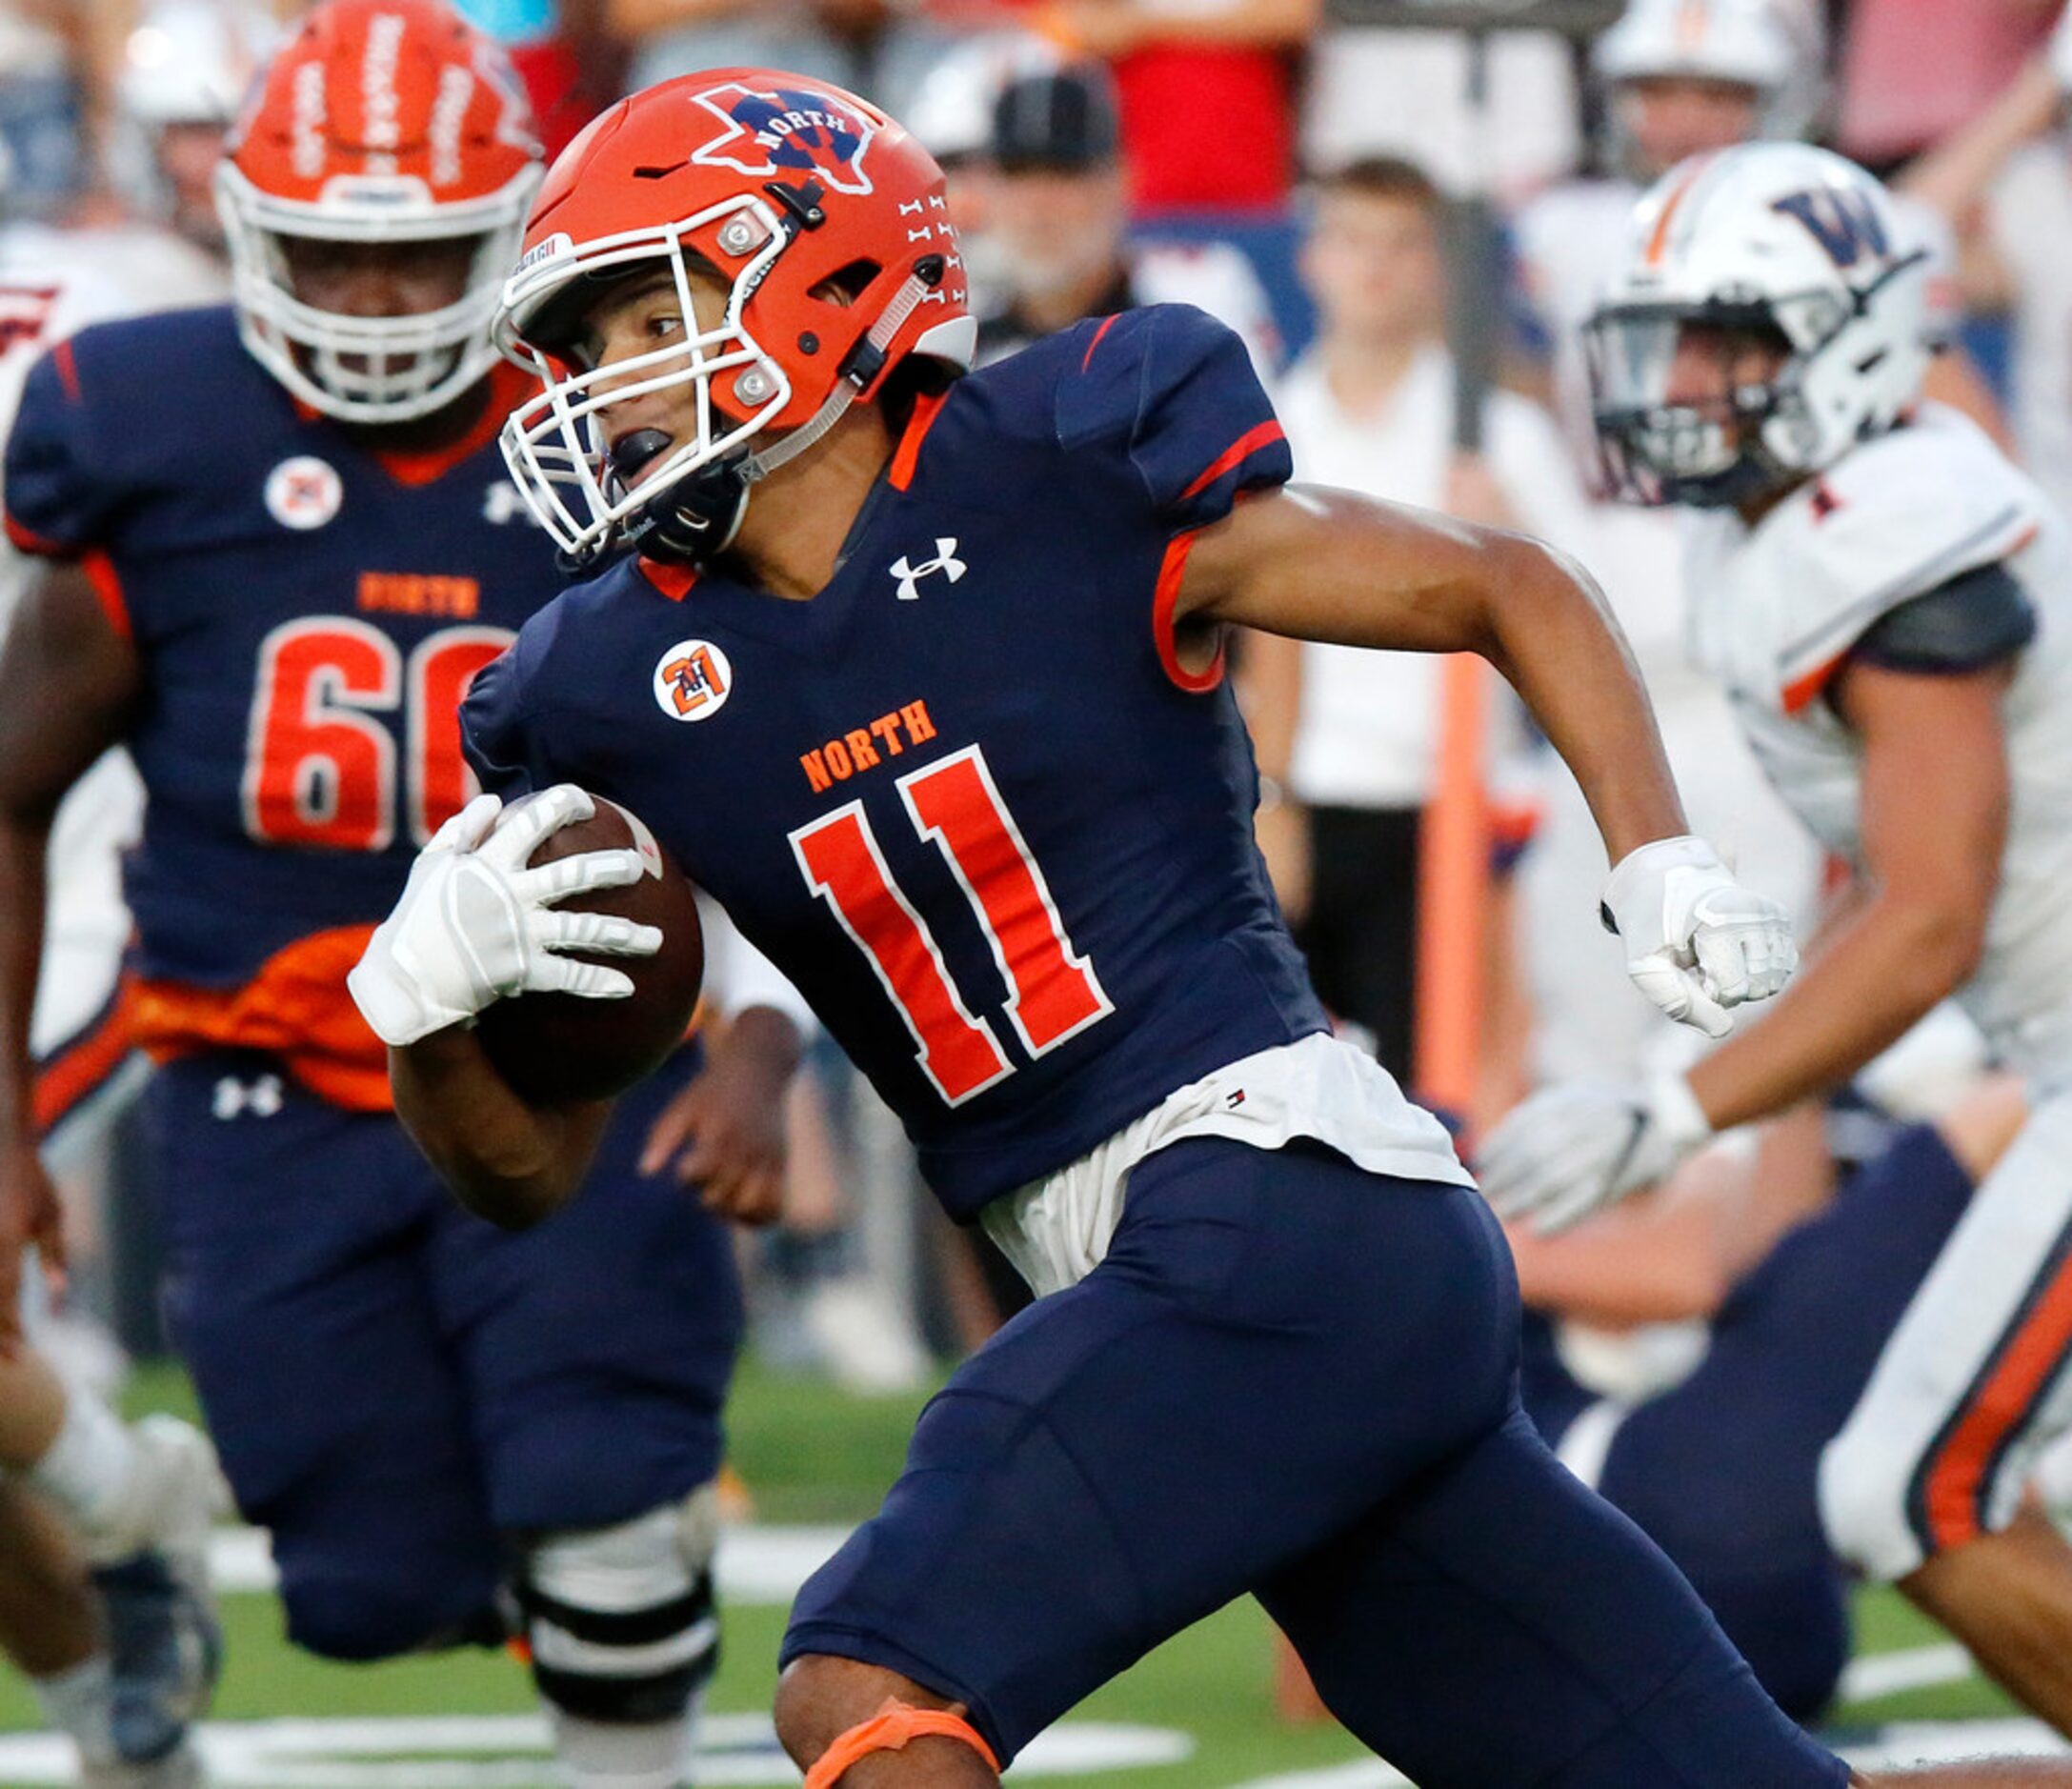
890, 538, 966, 602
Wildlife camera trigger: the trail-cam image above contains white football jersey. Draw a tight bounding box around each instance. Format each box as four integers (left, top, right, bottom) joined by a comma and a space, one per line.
0, 227, 155, 1059
1685, 405, 2072, 1082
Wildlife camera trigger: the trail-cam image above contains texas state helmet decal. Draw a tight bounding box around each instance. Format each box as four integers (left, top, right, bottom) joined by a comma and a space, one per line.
689, 80, 876, 196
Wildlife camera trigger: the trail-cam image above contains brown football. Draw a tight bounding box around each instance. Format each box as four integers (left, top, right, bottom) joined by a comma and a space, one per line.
474, 794, 704, 1105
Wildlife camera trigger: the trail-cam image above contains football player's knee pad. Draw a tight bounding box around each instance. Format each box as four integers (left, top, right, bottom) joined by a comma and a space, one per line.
518, 1483, 721, 1724
1817, 1420, 1927, 1583
803, 1702, 999, 1789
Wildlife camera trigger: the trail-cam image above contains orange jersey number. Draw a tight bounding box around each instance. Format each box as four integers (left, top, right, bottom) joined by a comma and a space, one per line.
790, 743, 1111, 1106
242, 620, 513, 851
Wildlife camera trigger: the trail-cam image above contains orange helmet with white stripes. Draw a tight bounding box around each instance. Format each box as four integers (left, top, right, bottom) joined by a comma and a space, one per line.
1585, 143, 1929, 508
493, 68, 976, 566
215, 0, 542, 422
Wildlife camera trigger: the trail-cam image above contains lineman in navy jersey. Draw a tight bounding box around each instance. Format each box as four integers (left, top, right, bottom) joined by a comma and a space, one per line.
1486, 141, 2072, 1736
353, 68, 2033, 1789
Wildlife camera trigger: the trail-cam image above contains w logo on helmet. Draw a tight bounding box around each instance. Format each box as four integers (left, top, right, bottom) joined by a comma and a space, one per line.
1771, 188, 1890, 270
691, 82, 875, 196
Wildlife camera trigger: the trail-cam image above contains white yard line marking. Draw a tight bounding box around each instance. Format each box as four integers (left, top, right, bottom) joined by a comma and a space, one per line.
1837, 1719, 2072, 1767
1838, 1642, 1976, 1704
1224, 1763, 1411, 1788
0, 1713, 1189, 1785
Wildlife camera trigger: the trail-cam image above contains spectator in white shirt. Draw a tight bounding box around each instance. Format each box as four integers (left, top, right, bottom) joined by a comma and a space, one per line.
1247, 157, 1586, 1098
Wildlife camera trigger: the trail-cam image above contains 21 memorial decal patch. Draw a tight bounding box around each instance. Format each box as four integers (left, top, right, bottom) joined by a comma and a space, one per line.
654, 638, 733, 722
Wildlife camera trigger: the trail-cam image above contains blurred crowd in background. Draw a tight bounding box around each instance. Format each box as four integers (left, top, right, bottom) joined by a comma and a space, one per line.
10, 0, 2072, 1390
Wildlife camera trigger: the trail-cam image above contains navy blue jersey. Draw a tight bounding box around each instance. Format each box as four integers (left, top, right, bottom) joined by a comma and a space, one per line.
465, 304, 1329, 1216
6, 307, 558, 1104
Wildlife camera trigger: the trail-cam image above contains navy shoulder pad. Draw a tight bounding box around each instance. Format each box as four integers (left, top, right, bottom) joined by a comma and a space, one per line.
1847, 561, 2037, 676
1053, 304, 1290, 531
6, 307, 250, 557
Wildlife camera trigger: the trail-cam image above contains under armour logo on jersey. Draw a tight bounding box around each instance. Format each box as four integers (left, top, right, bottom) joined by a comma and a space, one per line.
482, 481, 538, 527
212, 1074, 284, 1120
890, 539, 965, 602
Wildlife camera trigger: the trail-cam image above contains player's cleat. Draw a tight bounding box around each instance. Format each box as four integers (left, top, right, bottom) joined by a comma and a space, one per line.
91, 1551, 223, 1774
78, 1417, 229, 1780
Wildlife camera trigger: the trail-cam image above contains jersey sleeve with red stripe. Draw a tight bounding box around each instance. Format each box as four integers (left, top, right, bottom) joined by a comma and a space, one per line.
5, 338, 123, 562
1054, 303, 1292, 533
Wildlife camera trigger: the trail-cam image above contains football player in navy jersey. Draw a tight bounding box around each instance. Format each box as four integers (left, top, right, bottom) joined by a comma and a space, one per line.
350, 69, 2054, 1789
0, 7, 804, 1787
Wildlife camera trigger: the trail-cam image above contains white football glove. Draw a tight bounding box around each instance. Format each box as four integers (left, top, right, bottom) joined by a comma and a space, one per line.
1478, 1075, 1713, 1235
348, 786, 662, 1048
1601, 835, 1797, 1039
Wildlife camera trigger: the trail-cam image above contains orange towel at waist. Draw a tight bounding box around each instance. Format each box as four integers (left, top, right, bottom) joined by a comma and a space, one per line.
130, 926, 392, 1113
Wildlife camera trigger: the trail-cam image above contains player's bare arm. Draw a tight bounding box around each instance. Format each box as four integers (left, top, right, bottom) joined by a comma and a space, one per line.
1483, 653, 2015, 1236
1179, 485, 1689, 864
358, 785, 665, 1228
0, 560, 136, 1324
392, 994, 804, 1230
1182, 487, 1797, 1038
388, 1028, 615, 1230
1681, 659, 2010, 1134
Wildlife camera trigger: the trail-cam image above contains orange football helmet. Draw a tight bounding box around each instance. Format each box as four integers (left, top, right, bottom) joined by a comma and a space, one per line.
215, 0, 542, 422
494, 69, 976, 565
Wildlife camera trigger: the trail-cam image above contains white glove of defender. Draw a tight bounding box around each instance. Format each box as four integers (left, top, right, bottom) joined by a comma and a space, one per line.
1478, 1075, 1713, 1235
348, 786, 662, 1048
1601, 835, 1797, 1039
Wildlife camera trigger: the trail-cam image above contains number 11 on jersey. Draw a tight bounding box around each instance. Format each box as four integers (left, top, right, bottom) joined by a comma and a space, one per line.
791, 744, 1113, 1105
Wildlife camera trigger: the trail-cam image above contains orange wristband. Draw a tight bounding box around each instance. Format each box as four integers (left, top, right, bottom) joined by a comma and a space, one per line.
802, 1701, 1000, 1788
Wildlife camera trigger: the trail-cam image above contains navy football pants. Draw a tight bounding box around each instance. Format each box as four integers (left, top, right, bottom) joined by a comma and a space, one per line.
783, 1136, 1844, 1783
144, 1048, 742, 1662
1521, 1121, 1975, 1719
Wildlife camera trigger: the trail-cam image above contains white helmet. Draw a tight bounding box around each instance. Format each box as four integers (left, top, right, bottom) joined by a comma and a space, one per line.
1595, 0, 1795, 91
1585, 142, 1930, 508
119, 0, 275, 129
113, 0, 278, 239
1595, 0, 1819, 143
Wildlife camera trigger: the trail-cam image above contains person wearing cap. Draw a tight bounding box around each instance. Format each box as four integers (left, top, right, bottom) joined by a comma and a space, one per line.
974, 63, 1277, 372
1246, 155, 1588, 1113
97, 0, 275, 297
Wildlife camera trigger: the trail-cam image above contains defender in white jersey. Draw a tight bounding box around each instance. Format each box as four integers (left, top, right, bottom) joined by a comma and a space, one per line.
0, 247, 144, 1088
1484, 139, 2072, 1735
1508, 0, 1995, 1091
1512, 0, 1825, 1088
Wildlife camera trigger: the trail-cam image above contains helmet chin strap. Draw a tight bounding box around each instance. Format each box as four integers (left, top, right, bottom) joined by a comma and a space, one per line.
632, 257, 947, 569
